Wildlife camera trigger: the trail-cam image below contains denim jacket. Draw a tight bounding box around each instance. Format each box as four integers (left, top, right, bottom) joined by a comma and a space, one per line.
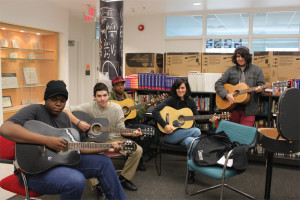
215, 64, 265, 116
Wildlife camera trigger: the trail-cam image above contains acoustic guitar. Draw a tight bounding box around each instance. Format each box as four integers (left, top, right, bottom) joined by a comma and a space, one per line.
215, 82, 284, 111
157, 106, 231, 133
15, 120, 136, 174
110, 94, 167, 121
72, 111, 155, 142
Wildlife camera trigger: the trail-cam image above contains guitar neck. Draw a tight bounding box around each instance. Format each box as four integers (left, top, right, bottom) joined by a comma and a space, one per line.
184, 114, 214, 121
100, 127, 137, 134
68, 142, 116, 150
239, 83, 271, 94
129, 100, 149, 111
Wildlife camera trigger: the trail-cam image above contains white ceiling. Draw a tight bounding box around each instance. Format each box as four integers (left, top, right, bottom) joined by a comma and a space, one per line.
47, 0, 300, 16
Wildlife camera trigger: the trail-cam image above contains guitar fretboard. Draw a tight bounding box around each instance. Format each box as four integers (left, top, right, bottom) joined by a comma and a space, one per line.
237, 83, 271, 95
100, 127, 137, 133
184, 114, 214, 121
68, 142, 123, 150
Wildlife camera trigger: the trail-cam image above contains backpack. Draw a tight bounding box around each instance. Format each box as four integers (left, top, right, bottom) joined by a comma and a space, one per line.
192, 131, 249, 170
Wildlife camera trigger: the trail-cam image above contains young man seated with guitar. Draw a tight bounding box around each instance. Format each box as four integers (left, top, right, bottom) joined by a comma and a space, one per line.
152, 78, 219, 184
215, 46, 265, 126
65, 82, 143, 192
0, 80, 126, 200
109, 76, 156, 171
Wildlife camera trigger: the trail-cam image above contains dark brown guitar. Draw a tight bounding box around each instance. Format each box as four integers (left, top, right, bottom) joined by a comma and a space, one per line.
72, 111, 155, 143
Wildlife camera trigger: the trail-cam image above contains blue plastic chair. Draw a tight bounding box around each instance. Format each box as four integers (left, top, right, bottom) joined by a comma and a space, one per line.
185, 120, 258, 200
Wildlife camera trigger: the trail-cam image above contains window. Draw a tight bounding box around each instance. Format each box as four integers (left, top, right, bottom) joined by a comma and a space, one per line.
252, 38, 299, 52
253, 11, 300, 35
166, 15, 203, 36
206, 13, 249, 35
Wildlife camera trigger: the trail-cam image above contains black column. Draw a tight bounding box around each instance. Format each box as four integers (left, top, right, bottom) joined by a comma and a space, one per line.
99, 0, 123, 80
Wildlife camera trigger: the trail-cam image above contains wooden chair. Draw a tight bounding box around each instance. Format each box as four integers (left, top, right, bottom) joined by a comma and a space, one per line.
258, 88, 300, 200
185, 120, 258, 200
0, 136, 42, 199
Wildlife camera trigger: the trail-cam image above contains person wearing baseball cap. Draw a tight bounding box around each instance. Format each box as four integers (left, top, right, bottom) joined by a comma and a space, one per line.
0, 80, 126, 200
109, 76, 156, 172
215, 46, 266, 126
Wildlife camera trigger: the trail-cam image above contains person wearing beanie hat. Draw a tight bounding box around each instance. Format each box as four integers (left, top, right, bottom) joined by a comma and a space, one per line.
215, 46, 266, 126
0, 80, 126, 200
44, 80, 68, 100
109, 75, 156, 172
65, 82, 143, 192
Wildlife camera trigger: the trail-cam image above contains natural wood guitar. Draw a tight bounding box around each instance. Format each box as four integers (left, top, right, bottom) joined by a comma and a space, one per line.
110, 94, 167, 121
157, 106, 230, 133
216, 82, 274, 111
15, 120, 136, 174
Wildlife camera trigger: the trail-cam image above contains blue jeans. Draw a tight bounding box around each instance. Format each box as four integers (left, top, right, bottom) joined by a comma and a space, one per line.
25, 154, 126, 200
162, 127, 201, 171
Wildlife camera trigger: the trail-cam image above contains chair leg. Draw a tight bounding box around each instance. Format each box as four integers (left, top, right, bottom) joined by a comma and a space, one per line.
21, 172, 31, 200
155, 140, 162, 176
224, 184, 255, 199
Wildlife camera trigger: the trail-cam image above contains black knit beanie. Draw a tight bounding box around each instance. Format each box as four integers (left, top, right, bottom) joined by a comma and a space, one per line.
44, 80, 68, 100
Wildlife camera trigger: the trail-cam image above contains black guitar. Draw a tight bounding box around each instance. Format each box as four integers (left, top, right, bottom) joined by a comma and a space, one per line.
72, 111, 155, 142
14, 120, 136, 174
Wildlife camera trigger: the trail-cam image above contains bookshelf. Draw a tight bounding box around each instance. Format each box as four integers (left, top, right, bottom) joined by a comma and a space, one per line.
0, 23, 58, 121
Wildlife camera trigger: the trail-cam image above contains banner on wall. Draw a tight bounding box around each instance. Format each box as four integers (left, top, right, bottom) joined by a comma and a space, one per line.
99, 0, 123, 80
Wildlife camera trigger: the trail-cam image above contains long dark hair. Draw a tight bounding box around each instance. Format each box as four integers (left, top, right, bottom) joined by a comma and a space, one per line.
170, 78, 191, 99
232, 46, 252, 65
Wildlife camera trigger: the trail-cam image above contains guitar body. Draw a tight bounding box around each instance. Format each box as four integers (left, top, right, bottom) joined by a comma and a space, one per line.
110, 99, 137, 121
216, 83, 250, 111
157, 107, 194, 133
72, 111, 110, 142
15, 120, 81, 174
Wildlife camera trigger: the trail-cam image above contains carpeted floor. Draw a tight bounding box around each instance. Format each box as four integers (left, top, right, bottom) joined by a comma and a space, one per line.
7, 150, 300, 200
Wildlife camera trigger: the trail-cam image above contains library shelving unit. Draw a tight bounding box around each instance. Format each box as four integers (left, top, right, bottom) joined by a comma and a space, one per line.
0, 23, 58, 121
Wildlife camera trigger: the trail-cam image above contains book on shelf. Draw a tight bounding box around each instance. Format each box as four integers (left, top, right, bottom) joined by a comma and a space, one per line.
23, 67, 38, 84
0, 38, 8, 47
2, 73, 18, 89
11, 39, 19, 48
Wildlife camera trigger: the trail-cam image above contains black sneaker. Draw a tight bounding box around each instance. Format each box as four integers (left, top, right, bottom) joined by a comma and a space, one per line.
119, 176, 138, 191
188, 171, 195, 184
95, 183, 107, 200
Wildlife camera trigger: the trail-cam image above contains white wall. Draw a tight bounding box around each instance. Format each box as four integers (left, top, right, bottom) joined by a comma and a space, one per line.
68, 12, 98, 105
0, 0, 69, 197
124, 14, 165, 54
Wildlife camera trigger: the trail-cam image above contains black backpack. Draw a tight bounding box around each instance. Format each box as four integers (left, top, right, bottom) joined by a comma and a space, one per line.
192, 131, 249, 170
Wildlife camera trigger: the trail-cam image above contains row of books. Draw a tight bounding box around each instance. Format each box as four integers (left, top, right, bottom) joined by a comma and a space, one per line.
126, 73, 189, 90
192, 96, 210, 111
265, 79, 300, 95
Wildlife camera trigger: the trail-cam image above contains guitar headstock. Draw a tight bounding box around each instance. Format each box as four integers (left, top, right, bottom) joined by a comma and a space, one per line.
272, 81, 288, 88
156, 94, 168, 103
142, 127, 155, 137
218, 112, 231, 120
121, 141, 137, 153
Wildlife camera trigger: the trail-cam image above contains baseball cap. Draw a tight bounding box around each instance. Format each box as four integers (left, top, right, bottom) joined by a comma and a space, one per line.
112, 76, 126, 86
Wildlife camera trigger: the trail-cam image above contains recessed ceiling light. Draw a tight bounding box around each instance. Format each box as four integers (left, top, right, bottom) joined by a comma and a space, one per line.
193, 2, 201, 6
1, 28, 6, 30
20, 30, 24, 32
36, 33, 40, 35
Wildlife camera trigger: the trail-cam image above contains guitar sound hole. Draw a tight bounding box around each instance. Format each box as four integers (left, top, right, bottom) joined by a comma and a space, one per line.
91, 123, 102, 135
178, 115, 185, 123
123, 107, 129, 115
